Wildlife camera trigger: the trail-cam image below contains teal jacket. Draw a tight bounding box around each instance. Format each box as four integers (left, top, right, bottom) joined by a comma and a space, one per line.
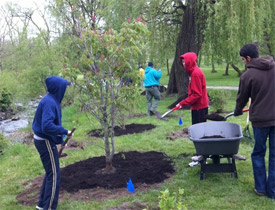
143, 66, 162, 87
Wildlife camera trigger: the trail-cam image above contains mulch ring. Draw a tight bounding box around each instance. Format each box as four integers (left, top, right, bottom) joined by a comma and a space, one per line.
16, 151, 175, 206
88, 123, 156, 137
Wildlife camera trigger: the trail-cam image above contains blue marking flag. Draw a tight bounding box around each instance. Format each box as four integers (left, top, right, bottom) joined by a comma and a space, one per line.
127, 178, 135, 193
179, 117, 183, 125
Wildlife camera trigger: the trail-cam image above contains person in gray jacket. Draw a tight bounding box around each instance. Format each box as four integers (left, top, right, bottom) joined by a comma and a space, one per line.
234, 43, 275, 199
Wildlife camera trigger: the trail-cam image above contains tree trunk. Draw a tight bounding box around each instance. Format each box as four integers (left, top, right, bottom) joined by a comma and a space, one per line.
167, 0, 206, 95
224, 63, 229, 76
211, 63, 217, 73
231, 64, 242, 77
166, 59, 169, 75
103, 131, 116, 174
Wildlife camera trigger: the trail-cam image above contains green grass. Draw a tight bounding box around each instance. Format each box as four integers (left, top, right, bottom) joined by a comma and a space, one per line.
1, 75, 274, 210
160, 64, 240, 87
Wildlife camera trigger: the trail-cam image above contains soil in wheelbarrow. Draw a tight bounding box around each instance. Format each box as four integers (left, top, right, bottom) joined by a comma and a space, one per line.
88, 123, 156, 137
200, 135, 225, 139
16, 151, 175, 206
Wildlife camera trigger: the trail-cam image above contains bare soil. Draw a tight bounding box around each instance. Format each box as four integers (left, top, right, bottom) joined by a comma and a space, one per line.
16, 151, 175, 206
88, 123, 156, 137
200, 135, 224, 139
168, 127, 189, 140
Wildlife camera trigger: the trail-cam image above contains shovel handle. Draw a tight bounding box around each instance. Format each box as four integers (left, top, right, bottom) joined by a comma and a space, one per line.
58, 128, 76, 157
225, 108, 250, 120
172, 106, 181, 111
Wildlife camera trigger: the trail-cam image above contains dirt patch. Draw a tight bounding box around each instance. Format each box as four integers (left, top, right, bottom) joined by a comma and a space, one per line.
7, 131, 89, 152
128, 113, 148, 118
8, 131, 34, 145
17, 151, 175, 206
88, 123, 156, 137
168, 127, 189, 140
108, 201, 155, 210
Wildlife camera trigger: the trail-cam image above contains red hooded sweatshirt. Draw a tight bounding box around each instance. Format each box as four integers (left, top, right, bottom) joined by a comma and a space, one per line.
179, 52, 209, 110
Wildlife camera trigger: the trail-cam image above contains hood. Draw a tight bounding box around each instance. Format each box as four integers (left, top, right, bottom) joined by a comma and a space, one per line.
45, 76, 70, 103
247, 56, 275, 71
180, 52, 197, 75
145, 66, 154, 73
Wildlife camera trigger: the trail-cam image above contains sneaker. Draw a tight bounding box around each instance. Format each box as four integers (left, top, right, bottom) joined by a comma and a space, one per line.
192, 155, 203, 162
254, 189, 266, 196
149, 110, 155, 116
36, 206, 43, 210
188, 161, 199, 167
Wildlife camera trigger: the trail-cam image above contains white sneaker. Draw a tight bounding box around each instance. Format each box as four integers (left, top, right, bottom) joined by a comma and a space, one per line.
191, 155, 203, 162
189, 161, 199, 167
36, 206, 43, 210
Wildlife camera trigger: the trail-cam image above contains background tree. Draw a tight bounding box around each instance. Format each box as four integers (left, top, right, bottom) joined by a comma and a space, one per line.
103, 0, 179, 70
202, 0, 273, 76
0, 2, 62, 100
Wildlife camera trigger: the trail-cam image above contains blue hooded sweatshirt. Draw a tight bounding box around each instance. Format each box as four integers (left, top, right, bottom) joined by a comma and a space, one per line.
143, 66, 162, 87
32, 76, 70, 144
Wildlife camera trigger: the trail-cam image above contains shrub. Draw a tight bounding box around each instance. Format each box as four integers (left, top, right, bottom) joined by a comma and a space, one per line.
208, 89, 231, 113
0, 88, 12, 112
159, 188, 187, 210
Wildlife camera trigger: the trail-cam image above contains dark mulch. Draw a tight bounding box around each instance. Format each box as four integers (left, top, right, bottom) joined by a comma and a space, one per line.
62, 151, 174, 192
88, 123, 156, 137
16, 151, 175, 206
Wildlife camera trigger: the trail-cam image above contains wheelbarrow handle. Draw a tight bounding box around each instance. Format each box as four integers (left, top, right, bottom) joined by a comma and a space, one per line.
225, 109, 249, 119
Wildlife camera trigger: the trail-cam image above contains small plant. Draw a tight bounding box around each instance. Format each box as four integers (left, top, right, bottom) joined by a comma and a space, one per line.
208, 89, 230, 113
159, 188, 187, 210
0, 88, 12, 112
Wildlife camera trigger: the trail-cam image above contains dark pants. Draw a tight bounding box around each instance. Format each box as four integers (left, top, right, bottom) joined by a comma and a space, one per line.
252, 126, 275, 199
191, 107, 208, 125
34, 139, 61, 210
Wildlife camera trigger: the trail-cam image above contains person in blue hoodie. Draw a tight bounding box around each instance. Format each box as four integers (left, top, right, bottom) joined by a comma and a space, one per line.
143, 62, 162, 118
32, 76, 73, 210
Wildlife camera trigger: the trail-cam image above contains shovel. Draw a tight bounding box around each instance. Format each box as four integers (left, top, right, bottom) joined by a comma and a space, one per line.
58, 128, 76, 157
206, 109, 249, 121
243, 99, 252, 141
161, 106, 181, 119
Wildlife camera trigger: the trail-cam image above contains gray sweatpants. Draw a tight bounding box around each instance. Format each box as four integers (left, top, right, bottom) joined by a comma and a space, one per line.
145, 86, 160, 115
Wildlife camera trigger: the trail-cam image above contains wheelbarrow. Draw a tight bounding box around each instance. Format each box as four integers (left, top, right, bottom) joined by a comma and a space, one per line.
188, 122, 245, 180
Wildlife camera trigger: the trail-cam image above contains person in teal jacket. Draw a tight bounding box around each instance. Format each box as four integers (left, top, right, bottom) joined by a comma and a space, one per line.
143, 61, 162, 118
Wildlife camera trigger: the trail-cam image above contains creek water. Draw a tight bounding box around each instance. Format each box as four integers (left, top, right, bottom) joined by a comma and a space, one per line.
0, 100, 39, 136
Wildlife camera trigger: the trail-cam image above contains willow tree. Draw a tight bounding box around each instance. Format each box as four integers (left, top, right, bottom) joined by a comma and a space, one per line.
63, 20, 149, 173
202, 0, 274, 75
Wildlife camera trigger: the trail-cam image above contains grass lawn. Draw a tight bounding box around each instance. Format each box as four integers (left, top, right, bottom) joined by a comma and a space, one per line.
0, 74, 274, 210
160, 63, 241, 87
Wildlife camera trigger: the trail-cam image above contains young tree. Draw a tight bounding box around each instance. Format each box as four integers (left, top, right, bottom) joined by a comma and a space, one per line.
63, 20, 149, 173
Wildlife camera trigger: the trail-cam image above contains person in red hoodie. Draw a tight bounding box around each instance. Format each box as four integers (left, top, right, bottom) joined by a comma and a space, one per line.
174, 52, 209, 124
